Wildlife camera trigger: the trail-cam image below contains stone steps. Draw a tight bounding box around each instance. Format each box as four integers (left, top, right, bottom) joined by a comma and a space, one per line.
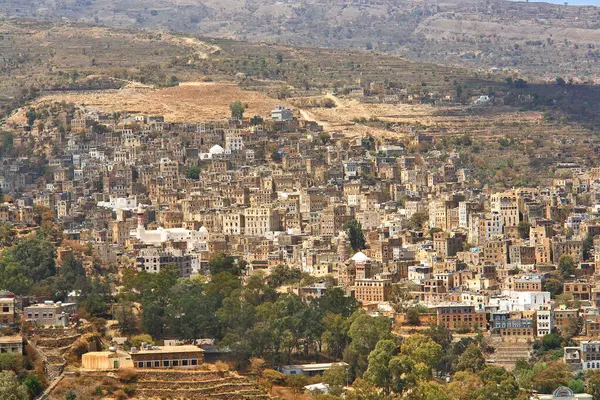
135, 370, 225, 382
130, 370, 267, 399
135, 377, 248, 389
134, 386, 265, 397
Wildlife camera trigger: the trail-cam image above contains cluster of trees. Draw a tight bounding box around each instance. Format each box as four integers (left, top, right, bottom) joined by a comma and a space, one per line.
358, 326, 600, 399
114, 251, 593, 399
0, 371, 39, 400
0, 235, 109, 317
116, 254, 368, 368
0, 351, 44, 399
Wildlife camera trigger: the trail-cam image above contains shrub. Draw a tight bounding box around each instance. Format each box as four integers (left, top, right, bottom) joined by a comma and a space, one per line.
249, 357, 265, 376
118, 369, 138, 384
215, 361, 230, 373
113, 389, 127, 400
123, 385, 136, 396
0, 352, 24, 372
262, 369, 285, 385
130, 334, 154, 349
22, 373, 44, 397
286, 374, 309, 392
65, 390, 77, 400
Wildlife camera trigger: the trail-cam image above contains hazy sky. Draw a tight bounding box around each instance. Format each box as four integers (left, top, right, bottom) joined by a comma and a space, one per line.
525, 0, 600, 4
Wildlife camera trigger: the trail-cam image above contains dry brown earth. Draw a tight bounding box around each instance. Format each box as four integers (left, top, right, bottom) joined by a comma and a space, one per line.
35, 82, 290, 122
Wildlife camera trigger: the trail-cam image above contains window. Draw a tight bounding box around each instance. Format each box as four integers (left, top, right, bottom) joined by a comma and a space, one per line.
145, 361, 152, 368
2, 307, 9, 313
191, 357, 198, 366
137, 361, 144, 368
182, 359, 189, 366
164, 358, 170, 367
154, 360, 160, 367
172, 359, 179, 367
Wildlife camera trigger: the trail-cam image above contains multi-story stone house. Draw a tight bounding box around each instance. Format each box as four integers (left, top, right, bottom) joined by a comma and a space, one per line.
244, 207, 280, 237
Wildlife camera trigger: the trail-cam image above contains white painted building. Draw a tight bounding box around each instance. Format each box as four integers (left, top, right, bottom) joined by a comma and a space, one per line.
489, 290, 551, 312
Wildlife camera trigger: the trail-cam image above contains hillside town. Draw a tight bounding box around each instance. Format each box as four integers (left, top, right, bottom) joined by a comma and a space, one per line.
1, 98, 600, 400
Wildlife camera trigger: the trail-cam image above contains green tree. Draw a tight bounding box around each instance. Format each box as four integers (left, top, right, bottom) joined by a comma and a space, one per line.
205, 272, 242, 308
346, 378, 384, 400
130, 334, 154, 348
113, 302, 138, 335
26, 108, 38, 127
171, 280, 219, 340
348, 313, 392, 358
230, 101, 245, 120
316, 287, 358, 317
0, 371, 29, 400
343, 220, 366, 252
346, 312, 392, 376
424, 324, 454, 374
0, 223, 16, 247
455, 344, 486, 373
586, 370, 600, 399
0, 353, 23, 372
186, 166, 201, 180
22, 373, 43, 398
562, 315, 582, 339
517, 221, 531, 239
406, 307, 421, 326
388, 283, 415, 314
406, 381, 450, 400
407, 211, 428, 230
267, 265, 302, 288
531, 362, 571, 394
568, 378, 585, 393
209, 252, 243, 276
541, 332, 562, 352
322, 364, 347, 395
477, 366, 521, 400
543, 274, 564, 296
78, 278, 109, 316
558, 255, 575, 279
447, 371, 483, 400
322, 313, 351, 359
400, 334, 442, 371
0, 237, 56, 294
55, 254, 87, 300
364, 340, 397, 394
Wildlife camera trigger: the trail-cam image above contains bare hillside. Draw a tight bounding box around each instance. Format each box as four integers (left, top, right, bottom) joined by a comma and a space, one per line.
2, 0, 600, 80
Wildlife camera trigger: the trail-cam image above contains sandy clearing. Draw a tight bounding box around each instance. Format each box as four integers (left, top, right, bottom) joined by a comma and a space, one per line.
35, 82, 289, 122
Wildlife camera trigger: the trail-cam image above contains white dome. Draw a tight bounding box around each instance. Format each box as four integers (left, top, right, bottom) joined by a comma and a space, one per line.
209, 145, 225, 155
199, 226, 208, 233
351, 251, 370, 263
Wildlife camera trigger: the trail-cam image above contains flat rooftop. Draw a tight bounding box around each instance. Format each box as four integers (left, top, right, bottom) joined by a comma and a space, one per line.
282, 362, 348, 371
25, 302, 76, 308
0, 336, 22, 344
131, 345, 205, 355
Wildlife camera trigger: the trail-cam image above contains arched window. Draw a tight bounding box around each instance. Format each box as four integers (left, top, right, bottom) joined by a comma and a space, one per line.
163, 357, 170, 367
